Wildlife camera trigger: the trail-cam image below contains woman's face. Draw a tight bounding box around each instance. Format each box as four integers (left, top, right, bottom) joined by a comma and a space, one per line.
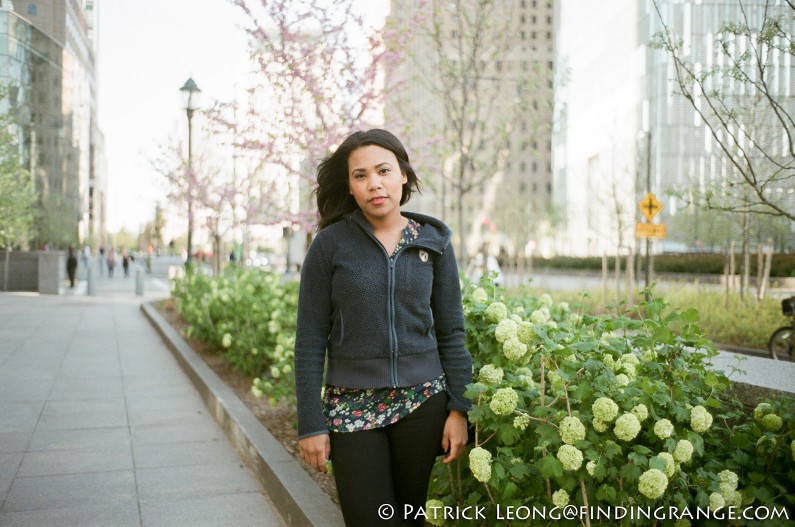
348, 145, 407, 225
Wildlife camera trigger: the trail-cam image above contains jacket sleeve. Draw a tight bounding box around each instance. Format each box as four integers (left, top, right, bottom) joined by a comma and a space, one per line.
294, 236, 333, 438
431, 243, 473, 414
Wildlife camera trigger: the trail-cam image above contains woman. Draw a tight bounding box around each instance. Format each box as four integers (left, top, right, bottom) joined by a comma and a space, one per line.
295, 129, 472, 526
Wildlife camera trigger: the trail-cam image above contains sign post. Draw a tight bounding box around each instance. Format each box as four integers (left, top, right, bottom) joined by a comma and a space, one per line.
636, 192, 665, 290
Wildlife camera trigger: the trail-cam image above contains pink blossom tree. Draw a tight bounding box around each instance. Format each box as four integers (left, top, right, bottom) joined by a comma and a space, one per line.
227, 0, 422, 233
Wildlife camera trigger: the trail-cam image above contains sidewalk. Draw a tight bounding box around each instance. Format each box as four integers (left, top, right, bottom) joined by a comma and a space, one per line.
710, 350, 795, 395
0, 267, 286, 527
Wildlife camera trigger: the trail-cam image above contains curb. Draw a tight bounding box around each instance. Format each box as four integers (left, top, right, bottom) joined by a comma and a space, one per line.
141, 302, 344, 527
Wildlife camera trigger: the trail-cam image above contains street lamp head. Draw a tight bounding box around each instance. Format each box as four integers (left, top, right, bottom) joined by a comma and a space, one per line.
179, 77, 201, 112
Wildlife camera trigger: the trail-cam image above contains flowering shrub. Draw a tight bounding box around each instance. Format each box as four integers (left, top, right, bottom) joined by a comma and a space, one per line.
428, 278, 795, 526
170, 267, 299, 404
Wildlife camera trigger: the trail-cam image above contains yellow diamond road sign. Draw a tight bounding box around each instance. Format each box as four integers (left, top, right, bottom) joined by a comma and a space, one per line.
639, 192, 662, 222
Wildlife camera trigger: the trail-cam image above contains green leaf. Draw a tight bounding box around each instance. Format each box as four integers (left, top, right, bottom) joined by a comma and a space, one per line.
603, 441, 622, 459
651, 390, 671, 405
596, 484, 617, 502
537, 456, 564, 479
704, 372, 718, 388
497, 424, 521, 446
649, 456, 667, 472
508, 463, 532, 480
502, 481, 519, 500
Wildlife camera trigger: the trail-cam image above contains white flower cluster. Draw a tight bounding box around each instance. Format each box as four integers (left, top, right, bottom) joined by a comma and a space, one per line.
586, 460, 597, 476
717, 469, 742, 507
503, 337, 528, 360
221, 333, 233, 348
592, 397, 619, 422
631, 404, 649, 422
557, 444, 584, 471
514, 366, 535, 389
530, 306, 551, 325
479, 364, 504, 386
469, 447, 493, 483
754, 403, 783, 432
547, 370, 565, 392
638, 468, 668, 499
490, 387, 519, 416
495, 319, 518, 343
486, 302, 509, 323
539, 293, 554, 308
614, 413, 641, 442
656, 452, 676, 478
517, 321, 536, 345
673, 439, 694, 464
514, 413, 531, 431
425, 499, 445, 526
559, 416, 586, 445
654, 419, 675, 439
552, 489, 569, 508
690, 405, 713, 433
471, 287, 489, 304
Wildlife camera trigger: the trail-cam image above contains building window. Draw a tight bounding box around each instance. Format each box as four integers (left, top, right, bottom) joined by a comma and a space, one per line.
27, 4, 37, 15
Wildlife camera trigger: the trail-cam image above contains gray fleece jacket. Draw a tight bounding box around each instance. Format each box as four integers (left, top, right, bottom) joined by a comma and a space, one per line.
294, 210, 473, 438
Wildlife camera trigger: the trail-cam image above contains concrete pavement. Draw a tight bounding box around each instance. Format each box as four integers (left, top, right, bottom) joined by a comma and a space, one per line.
710, 350, 795, 395
0, 265, 287, 527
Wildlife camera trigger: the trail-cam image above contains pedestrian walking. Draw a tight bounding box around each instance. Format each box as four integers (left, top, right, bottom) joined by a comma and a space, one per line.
98, 246, 105, 277
122, 252, 131, 277
106, 249, 116, 278
294, 129, 472, 527
66, 246, 78, 288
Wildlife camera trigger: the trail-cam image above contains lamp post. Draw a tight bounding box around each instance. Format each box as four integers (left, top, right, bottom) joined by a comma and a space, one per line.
180, 77, 201, 266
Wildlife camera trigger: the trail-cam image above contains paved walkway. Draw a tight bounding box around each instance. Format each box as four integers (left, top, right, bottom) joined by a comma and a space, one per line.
710, 350, 795, 394
0, 266, 286, 527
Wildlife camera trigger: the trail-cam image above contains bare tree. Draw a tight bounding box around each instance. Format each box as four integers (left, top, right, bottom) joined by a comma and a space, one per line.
387, 0, 553, 265
652, 0, 795, 222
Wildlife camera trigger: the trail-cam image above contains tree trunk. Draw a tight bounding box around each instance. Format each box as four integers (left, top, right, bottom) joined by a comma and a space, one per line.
214, 233, 222, 276
3, 245, 10, 291
457, 184, 466, 268
740, 211, 751, 300
723, 243, 730, 308
729, 240, 736, 294
758, 238, 773, 300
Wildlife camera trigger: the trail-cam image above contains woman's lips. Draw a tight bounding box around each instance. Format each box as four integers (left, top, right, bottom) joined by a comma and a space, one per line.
370, 196, 386, 205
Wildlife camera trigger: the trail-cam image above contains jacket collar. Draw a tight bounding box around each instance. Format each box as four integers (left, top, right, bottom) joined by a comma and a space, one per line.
347, 209, 452, 254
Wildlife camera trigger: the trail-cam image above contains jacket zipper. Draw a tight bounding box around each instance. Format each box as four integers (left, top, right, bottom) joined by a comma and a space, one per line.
354, 221, 439, 388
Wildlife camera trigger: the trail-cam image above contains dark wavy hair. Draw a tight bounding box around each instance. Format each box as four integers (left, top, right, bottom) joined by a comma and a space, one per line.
315, 129, 420, 230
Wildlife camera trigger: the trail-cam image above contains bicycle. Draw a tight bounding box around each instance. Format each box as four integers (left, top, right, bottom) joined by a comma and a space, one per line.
768, 296, 795, 361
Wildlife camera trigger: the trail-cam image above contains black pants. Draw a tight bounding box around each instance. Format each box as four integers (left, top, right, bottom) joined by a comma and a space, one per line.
330, 391, 448, 527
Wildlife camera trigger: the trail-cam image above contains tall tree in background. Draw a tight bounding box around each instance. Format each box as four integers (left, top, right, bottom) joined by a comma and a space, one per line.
388, 0, 552, 264
653, 0, 794, 297
0, 85, 36, 290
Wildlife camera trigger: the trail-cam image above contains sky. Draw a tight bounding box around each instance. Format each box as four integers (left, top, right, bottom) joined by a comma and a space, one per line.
97, 0, 389, 235
97, 0, 253, 233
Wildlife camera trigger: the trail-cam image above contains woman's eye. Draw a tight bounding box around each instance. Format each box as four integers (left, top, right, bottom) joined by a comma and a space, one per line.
380, 168, 390, 174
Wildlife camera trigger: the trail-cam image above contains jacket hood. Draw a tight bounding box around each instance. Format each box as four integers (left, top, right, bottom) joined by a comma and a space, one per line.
347, 209, 452, 254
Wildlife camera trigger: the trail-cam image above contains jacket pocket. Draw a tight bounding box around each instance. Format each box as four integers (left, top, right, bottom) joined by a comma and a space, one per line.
329, 307, 344, 346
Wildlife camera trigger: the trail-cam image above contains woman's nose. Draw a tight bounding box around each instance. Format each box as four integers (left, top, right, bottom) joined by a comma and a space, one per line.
367, 174, 382, 188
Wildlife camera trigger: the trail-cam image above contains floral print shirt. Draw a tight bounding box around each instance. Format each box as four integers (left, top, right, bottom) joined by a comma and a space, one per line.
323, 219, 447, 433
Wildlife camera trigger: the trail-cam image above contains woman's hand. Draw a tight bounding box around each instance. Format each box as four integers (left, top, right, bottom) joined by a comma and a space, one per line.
299, 433, 331, 472
441, 410, 469, 464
